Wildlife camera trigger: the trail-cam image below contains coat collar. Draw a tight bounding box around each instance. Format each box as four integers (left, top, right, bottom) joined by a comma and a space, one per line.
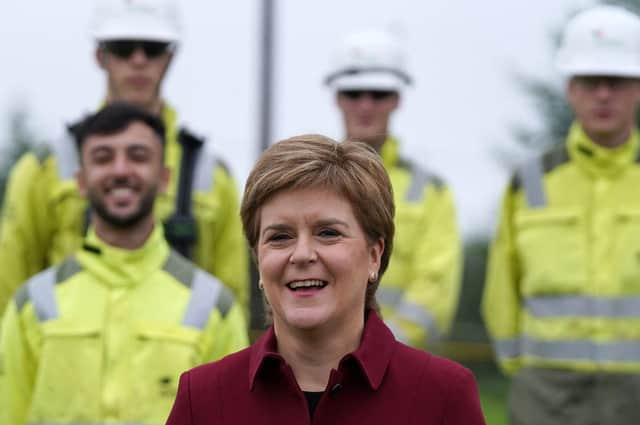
248, 310, 396, 391
567, 121, 640, 178
76, 225, 170, 287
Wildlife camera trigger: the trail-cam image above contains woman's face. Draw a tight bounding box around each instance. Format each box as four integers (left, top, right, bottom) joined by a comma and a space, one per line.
257, 187, 383, 334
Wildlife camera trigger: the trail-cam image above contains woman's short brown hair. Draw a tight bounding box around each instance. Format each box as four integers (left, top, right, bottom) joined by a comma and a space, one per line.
241, 134, 395, 312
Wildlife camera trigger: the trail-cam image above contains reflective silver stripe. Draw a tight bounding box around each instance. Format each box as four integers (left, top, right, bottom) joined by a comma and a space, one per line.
377, 286, 440, 341
377, 287, 403, 307
494, 336, 640, 363
27, 268, 59, 322
525, 296, 640, 318
518, 157, 546, 208
192, 148, 216, 192
385, 318, 410, 344
29, 422, 151, 425
396, 301, 440, 341
182, 270, 222, 329
494, 338, 521, 360
405, 163, 430, 202
51, 131, 80, 180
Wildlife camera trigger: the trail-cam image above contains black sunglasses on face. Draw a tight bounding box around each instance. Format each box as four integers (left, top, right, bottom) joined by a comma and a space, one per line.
101, 40, 174, 59
339, 90, 396, 101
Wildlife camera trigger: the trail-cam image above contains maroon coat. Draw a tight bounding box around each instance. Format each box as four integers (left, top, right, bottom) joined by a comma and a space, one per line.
166, 311, 486, 425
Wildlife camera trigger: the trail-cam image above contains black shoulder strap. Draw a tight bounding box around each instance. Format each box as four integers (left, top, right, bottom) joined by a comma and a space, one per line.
163, 128, 205, 258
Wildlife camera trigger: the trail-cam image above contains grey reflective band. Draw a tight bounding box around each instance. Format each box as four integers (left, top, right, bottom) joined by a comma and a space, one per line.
525, 296, 640, 318
56, 257, 82, 283
377, 286, 403, 306
405, 163, 431, 202
495, 336, 640, 363
396, 301, 440, 341
192, 149, 216, 192
29, 422, 152, 425
494, 338, 520, 360
517, 158, 546, 208
182, 270, 230, 329
163, 250, 196, 288
27, 268, 59, 322
325, 66, 412, 86
52, 131, 80, 180
215, 286, 234, 318
377, 286, 440, 341
385, 318, 410, 344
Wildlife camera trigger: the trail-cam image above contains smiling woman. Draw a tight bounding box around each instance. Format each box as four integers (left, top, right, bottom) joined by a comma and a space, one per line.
166, 134, 487, 425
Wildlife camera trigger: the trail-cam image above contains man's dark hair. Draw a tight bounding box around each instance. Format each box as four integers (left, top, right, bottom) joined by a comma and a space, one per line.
70, 102, 166, 154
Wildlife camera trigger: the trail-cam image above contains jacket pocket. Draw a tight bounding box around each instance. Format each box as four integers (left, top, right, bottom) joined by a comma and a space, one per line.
613, 208, 640, 292
31, 323, 102, 422
130, 323, 203, 422
515, 209, 586, 295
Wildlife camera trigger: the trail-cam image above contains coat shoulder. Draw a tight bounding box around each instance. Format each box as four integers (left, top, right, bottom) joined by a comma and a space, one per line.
392, 346, 484, 423
394, 345, 475, 392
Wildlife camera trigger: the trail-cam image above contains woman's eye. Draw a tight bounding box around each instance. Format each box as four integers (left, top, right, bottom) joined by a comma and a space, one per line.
318, 228, 341, 238
268, 233, 291, 242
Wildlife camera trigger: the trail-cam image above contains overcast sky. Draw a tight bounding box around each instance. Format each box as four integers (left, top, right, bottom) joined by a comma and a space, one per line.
0, 0, 595, 238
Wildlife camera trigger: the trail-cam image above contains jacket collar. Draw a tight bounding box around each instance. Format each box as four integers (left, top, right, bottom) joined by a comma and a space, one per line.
76, 225, 170, 287
567, 122, 640, 178
248, 310, 396, 391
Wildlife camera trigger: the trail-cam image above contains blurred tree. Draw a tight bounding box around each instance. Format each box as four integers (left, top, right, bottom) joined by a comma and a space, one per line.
606, 0, 640, 14
442, 235, 492, 360
0, 105, 44, 206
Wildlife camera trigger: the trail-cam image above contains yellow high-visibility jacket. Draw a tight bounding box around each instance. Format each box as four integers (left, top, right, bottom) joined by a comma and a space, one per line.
378, 137, 462, 349
483, 122, 640, 375
0, 104, 248, 315
0, 225, 248, 425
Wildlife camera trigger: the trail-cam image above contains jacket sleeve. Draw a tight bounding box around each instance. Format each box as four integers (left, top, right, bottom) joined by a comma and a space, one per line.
385, 184, 462, 348
0, 153, 51, 314
165, 371, 193, 425
1, 298, 37, 425
482, 185, 522, 375
193, 164, 249, 315
199, 293, 249, 363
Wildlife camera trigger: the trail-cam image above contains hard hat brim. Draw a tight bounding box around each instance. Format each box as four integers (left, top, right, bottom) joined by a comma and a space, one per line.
329, 72, 407, 91
557, 62, 640, 78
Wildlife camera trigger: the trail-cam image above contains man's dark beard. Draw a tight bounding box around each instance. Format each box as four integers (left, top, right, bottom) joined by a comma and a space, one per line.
88, 187, 157, 229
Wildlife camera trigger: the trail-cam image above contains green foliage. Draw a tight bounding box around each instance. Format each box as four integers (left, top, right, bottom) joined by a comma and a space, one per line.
450, 237, 490, 344
514, 76, 573, 150
0, 105, 44, 206
603, 0, 640, 14
468, 361, 510, 425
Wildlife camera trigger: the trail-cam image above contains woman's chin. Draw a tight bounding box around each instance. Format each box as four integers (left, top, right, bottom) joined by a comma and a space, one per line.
280, 307, 333, 331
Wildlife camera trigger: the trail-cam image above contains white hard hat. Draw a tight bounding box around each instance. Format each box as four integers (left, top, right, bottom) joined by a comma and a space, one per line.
556, 5, 640, 78
325, 29, 411, 91
91, 0, 182, 43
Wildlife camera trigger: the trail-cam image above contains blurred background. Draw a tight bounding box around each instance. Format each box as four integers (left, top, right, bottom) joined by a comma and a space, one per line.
5, 0, 635, 423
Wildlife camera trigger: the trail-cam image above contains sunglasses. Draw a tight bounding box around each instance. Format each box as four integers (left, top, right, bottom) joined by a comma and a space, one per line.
101, 40, 175, 59
339, 90, 396, 101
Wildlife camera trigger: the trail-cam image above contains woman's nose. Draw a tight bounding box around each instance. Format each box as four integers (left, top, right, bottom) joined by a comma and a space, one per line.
289, 236, 317, 265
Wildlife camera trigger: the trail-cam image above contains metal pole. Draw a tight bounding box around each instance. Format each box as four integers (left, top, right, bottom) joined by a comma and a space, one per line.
250, 0, 276, 339
258, 0, 275, 153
